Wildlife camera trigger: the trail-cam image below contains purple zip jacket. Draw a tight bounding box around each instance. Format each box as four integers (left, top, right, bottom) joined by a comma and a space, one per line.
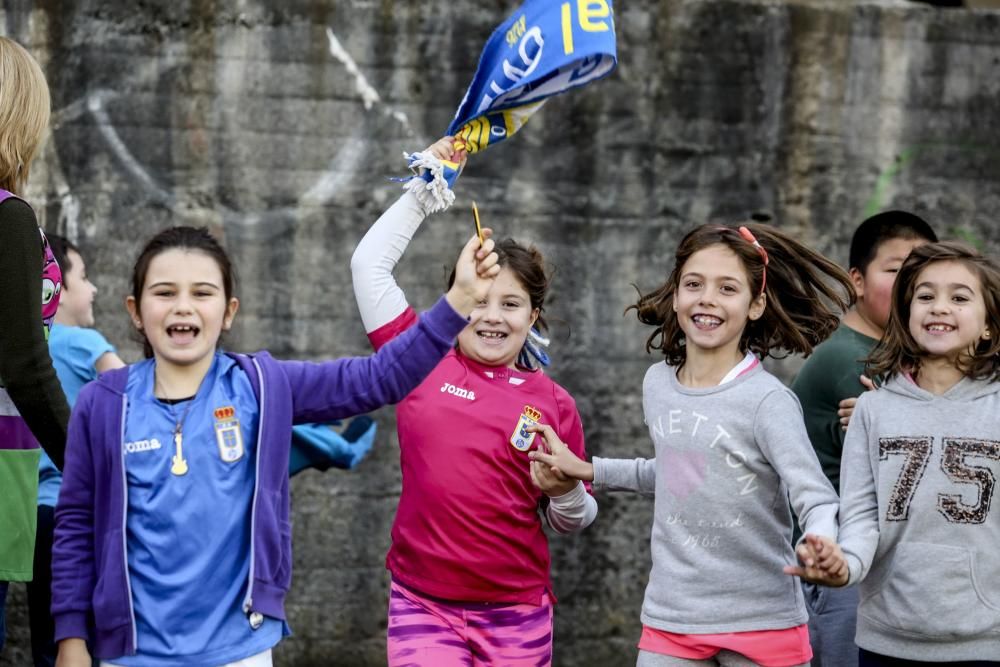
51, 296, 467, 659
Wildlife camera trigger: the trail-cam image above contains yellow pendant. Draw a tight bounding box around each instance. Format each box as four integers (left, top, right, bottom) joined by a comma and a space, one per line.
171, 431, 189, 476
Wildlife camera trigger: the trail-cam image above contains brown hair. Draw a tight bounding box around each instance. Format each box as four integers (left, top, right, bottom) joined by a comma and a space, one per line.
866, 241, 1000, 382
45, 234, 81, 286
131, 226, 236, 358
629, 223, 854, 365
448, 237, 551, 333
0, 37, 50, 194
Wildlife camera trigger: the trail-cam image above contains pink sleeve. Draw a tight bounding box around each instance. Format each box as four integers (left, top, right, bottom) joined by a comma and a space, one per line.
367, 306, 419, 351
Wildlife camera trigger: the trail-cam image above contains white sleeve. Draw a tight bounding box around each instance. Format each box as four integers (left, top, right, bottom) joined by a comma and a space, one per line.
350, 191, 429, 333
544, 482, 598, 534
838, 396, 881, 586
593, 456, 657, 496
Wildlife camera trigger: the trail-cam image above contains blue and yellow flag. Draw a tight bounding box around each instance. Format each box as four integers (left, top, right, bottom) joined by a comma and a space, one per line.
408, 0, 617, 198
449, 0, 617, 154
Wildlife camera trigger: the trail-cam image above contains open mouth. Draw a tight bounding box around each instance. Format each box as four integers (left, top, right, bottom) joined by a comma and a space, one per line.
925, 323, 955, 334
477, 330, 508, 344
692, 315, 723, 330
167, 324, 200, 343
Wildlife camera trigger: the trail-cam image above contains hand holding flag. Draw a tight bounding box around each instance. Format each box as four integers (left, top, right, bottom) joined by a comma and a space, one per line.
403, 0, 618, 212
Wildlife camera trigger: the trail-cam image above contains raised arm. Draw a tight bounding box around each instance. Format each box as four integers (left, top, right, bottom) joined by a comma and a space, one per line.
351, 137, 468, 344
350, 191, 427, 337
290, 232, 498, 422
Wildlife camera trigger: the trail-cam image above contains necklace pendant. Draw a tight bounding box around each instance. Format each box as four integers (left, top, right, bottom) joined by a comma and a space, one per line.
171, 431, 189, 476
170, 456, 189, 476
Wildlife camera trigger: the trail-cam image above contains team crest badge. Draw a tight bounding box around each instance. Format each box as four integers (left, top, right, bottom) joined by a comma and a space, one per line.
509, 405, 543, 452
214, 406, 244, 463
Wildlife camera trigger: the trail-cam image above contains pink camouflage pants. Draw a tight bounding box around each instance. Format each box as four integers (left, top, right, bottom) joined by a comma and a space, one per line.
386, 579, 554, 667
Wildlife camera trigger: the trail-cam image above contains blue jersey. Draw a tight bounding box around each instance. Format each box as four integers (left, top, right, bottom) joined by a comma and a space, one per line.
114, 354, 284, 666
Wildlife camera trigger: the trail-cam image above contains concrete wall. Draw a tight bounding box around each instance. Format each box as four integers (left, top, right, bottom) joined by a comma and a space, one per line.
3, 0, 999, 665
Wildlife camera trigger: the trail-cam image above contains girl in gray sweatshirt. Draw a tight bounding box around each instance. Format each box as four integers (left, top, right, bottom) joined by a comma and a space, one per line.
530, 223, 853, 667
818, 242, 1000, 666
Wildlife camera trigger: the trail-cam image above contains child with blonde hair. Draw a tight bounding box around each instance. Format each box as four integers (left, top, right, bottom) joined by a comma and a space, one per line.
0, 36, 70, 653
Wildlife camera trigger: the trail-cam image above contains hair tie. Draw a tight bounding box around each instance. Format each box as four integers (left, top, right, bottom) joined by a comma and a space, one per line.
517, 327, 551, 369
738, 226, 768, 295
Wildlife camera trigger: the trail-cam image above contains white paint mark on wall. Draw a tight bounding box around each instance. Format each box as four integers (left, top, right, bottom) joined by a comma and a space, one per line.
88, 90, 174, 206
300, 136, 368, 205
326, 28, 381, 110
58, 187, 80, 241
322, 28, 415, 137
48, 27, 420, 228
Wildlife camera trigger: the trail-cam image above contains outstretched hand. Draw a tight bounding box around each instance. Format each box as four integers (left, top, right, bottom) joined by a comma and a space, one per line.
783, 533, 849, 587
527, 423, 594, 482
445, 231, 500, 317
530, 458, 577, 497
838, 374, 876, 430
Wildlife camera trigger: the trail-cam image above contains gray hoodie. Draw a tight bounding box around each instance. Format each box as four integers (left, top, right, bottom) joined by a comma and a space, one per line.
594, 362, 839, 634
839, 374, 1000, 661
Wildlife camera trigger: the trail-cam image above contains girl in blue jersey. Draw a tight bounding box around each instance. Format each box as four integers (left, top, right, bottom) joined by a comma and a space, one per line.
51, 225, 499, 667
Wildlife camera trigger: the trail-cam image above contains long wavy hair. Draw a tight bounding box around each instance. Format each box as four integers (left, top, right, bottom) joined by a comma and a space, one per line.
629, 223, 854, 366
866, 241, 1000, 382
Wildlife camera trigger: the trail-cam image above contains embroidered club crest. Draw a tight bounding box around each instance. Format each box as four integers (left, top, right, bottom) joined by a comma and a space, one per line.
213, 406, 244, 463
509, 405, 542, 452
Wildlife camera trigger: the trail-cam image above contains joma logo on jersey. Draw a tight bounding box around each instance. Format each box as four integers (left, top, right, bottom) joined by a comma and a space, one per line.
124, 438, 162, 454
440, 382, 476, 401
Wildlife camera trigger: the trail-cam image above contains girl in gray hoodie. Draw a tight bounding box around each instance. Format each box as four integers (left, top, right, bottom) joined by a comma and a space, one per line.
530, 223, 854, 667
810, 242, 1000, 666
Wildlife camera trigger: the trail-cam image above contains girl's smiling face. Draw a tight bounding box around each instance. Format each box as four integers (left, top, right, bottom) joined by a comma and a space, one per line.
908, 259, 989, 363
456, 266, 538, 369
672, 244, 765, 359
127, 248, 239, 373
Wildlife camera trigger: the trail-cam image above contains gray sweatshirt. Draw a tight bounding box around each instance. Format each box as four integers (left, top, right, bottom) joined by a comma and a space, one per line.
839, 374, 1000, 661
594, 362, 839, 633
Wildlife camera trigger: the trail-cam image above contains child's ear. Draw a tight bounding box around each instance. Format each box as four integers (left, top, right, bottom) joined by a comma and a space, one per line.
222, 297, 240, 331
125, 296, 142, 330
748, 293, 766, 321
849, 267, 866, 300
